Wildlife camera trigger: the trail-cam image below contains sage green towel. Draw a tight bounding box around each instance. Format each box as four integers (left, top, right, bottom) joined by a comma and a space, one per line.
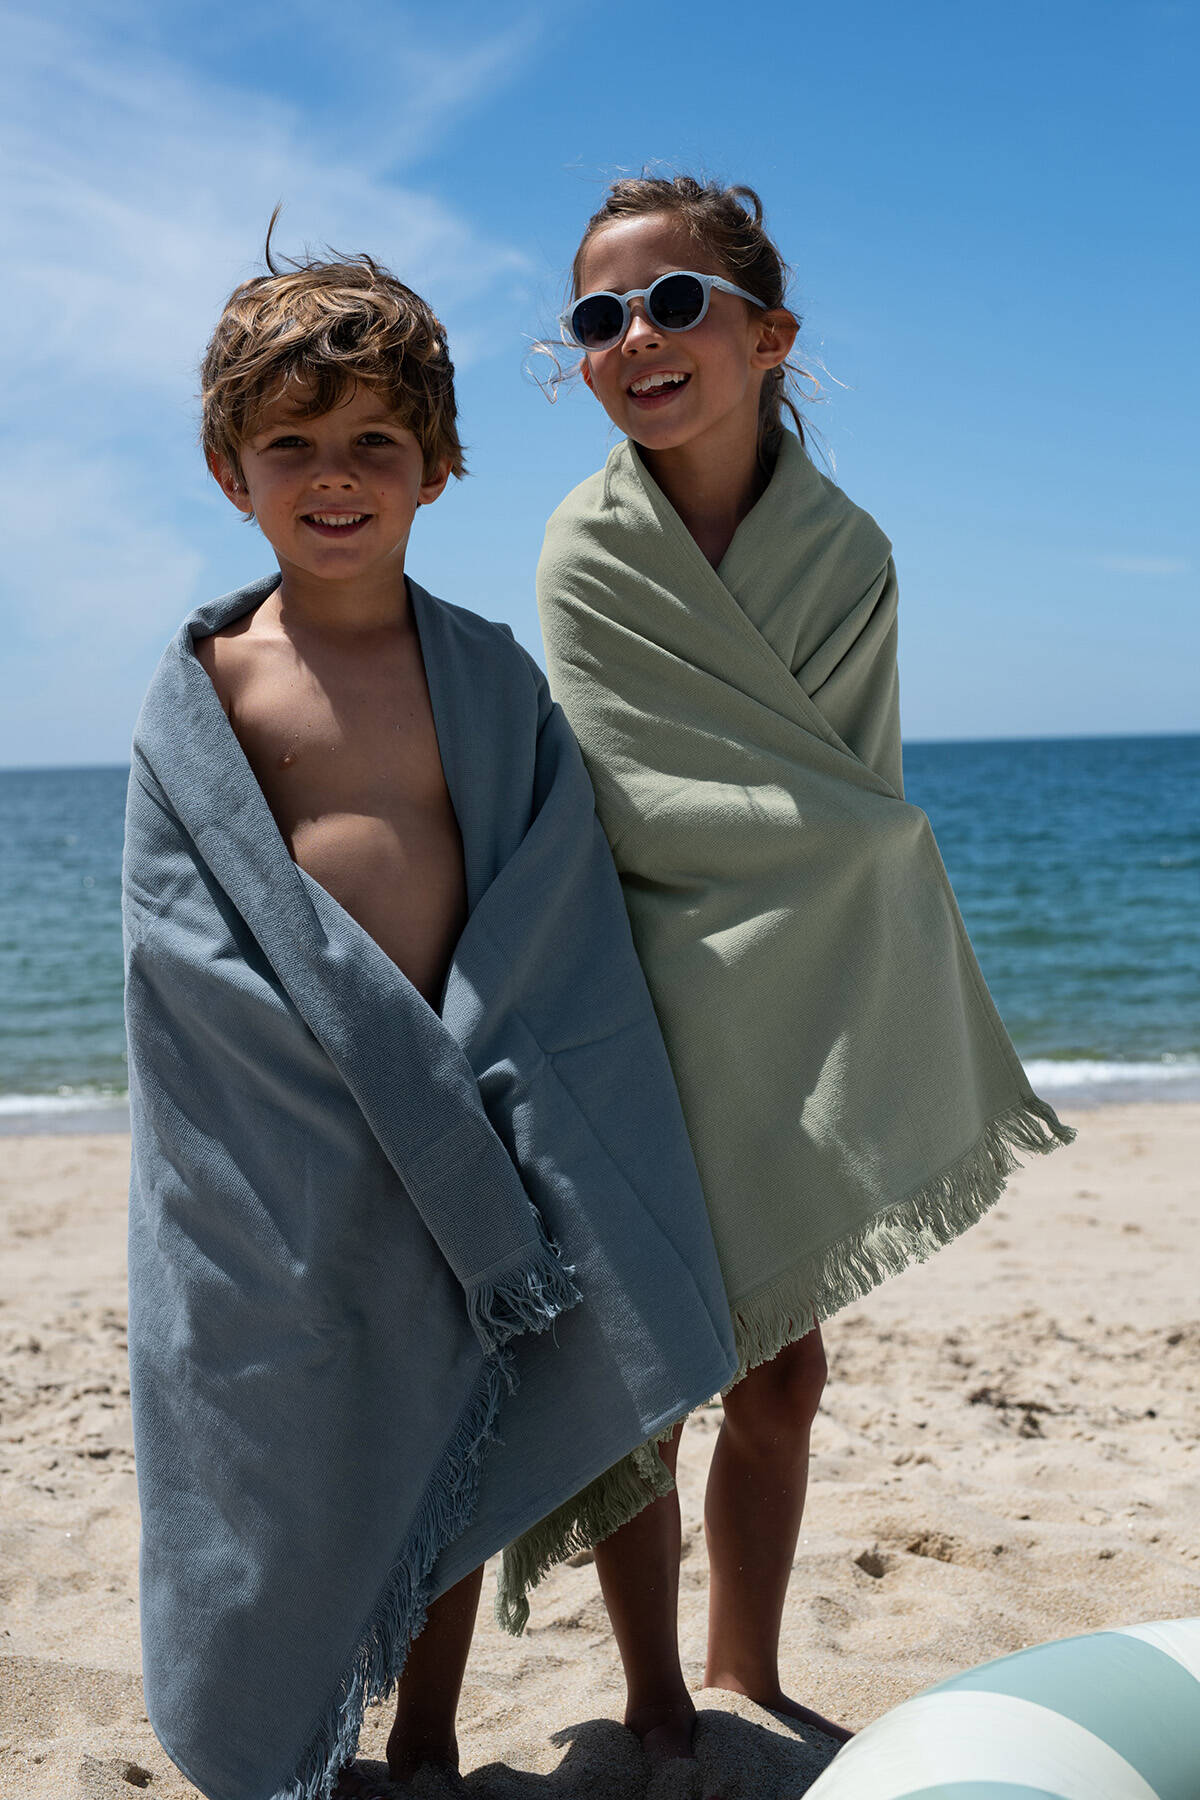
536, 431, 1074, 1359
496, 433, 1073, 1632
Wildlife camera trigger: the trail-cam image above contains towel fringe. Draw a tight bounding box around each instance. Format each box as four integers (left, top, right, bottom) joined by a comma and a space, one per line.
495, 1094, 1073, 1637
731, 1093, 1075, 1380
494, 1437, 675, 1636
466, 1225, 583, 1353
280, 1346, 514, 1800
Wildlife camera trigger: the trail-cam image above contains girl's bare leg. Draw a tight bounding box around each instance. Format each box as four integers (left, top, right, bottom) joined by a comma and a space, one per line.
591, 1423, 695, 1761
703, 1328, 851, 1743
385, 1564, 484, 1780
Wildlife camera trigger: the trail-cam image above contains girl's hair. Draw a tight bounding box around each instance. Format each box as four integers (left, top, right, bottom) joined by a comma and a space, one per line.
202, 215, 464, 483
570, 173, 812, 457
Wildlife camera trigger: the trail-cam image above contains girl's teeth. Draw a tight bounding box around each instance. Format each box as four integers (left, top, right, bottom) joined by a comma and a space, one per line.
631, 372, 687, 395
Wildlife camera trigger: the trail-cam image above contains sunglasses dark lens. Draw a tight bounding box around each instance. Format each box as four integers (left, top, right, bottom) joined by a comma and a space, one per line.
571, 294, 626, 348
647, 273, 706, 330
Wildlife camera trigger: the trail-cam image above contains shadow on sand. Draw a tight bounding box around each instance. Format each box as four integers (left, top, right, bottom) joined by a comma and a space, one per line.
355, 1706, 841, 1799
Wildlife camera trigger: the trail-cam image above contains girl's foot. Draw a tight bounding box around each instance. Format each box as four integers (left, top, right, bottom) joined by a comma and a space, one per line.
708, 1677, 853, 1744
626, 1693, 698, 1762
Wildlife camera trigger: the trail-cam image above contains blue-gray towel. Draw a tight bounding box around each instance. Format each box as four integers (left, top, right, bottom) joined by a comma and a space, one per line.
123, 573, 737, 1800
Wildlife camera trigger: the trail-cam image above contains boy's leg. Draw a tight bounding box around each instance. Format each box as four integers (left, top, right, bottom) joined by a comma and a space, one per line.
386, 1564, 484, 1779
703, 1328, 852, 1743
591, 1422, 694, 1761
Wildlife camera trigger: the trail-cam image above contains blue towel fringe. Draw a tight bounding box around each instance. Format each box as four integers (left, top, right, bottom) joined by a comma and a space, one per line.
277, 1346, 514, 1800
466, 1227, 583, 1353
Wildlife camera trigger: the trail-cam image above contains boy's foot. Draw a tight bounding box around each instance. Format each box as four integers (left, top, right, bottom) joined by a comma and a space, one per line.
403, 1767, 467, 1798
626, 1694, 698, 1762
708, 1680, 853, 1744
385, 1727, 461, 1785
332, 1763, 404, 1799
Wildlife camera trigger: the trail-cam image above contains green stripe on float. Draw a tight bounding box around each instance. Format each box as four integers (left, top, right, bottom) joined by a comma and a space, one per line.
924, 1631, 1200, 1800
893, 1786, 1064, 1799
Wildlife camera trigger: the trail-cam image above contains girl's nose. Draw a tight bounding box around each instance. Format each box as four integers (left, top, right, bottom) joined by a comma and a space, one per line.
621, 300, 662, 353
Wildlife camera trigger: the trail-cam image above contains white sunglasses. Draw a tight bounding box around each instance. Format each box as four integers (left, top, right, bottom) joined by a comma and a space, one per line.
561, 269, 765, 352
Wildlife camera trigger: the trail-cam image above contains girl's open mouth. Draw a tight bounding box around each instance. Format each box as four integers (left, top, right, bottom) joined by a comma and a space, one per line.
627, 372, 690, 408
301, 512, 371, 538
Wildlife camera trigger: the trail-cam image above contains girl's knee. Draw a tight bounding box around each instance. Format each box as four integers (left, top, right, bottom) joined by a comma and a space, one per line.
724, 1329, 827, 1448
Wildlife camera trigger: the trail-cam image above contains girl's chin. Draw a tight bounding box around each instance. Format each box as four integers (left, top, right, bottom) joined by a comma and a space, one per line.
627, 425, 706, 455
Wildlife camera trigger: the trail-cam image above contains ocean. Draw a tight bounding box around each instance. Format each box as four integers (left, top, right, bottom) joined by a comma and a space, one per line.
1, 736, 1197, 1131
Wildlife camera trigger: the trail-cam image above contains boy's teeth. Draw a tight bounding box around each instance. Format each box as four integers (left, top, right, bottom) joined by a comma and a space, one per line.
309, 513, 364, 526
631, 372, 688, 395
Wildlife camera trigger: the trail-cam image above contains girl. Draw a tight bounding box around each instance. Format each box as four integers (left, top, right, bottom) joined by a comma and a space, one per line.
509, 174, 1073, 1762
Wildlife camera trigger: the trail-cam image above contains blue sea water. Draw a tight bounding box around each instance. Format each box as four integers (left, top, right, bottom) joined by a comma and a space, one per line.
0, 736, 1197, 1128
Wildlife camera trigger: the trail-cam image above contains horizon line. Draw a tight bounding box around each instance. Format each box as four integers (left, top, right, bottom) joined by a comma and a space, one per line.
3, 726, 1199, 777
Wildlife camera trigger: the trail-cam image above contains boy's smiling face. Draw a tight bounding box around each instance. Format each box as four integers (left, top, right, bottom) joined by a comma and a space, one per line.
212, 380, 450, 594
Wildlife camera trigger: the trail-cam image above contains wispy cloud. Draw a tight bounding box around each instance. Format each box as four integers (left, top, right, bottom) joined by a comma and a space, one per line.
1, 4, 536, 403
0, 442, 205, 648
0, 439, 209, 763
1094, 554, 1192, 577
0, 1, 543, 760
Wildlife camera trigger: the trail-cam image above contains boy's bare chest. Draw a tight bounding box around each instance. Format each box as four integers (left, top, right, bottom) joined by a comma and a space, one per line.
234, 641, 452, 832
221, 633, 469, 1000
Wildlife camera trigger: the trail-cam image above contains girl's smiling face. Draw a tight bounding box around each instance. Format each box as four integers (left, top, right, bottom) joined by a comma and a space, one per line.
575, 213, 796, 465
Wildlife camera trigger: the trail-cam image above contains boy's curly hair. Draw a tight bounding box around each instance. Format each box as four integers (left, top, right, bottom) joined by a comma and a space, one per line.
201, 222, 464, 482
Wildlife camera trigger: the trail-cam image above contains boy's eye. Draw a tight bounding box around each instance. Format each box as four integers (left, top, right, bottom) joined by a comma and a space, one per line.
266, 435, 306, 449
359, 432, 396, 445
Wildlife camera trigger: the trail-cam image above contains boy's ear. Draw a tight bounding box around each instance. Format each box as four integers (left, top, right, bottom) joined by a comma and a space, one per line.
417, 457, 454, 508
208, 452, 253, 517
752, 308, 799, 372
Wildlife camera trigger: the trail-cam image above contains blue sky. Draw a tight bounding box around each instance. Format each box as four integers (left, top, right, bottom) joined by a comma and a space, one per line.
1, 0, 1195, 765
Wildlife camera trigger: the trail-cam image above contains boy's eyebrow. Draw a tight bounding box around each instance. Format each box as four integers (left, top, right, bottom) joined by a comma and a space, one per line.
249, 408, 411, 437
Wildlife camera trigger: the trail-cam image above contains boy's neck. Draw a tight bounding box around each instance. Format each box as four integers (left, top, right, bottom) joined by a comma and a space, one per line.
270, 558, 413, 634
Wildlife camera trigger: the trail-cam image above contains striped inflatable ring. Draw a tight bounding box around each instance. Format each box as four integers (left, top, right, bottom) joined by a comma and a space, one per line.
804, 1618, 1200, 1799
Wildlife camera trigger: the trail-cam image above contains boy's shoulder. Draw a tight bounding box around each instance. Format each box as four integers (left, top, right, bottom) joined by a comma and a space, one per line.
180, 573, 283, 648
409, 578, 519, 650
406, 578, 545, 693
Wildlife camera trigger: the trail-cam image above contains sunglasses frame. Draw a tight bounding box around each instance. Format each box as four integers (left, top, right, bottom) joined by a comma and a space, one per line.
561, 269, 765, 352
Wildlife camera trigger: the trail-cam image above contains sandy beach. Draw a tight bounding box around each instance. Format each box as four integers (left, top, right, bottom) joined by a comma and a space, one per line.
2, 1105, 1198, 1799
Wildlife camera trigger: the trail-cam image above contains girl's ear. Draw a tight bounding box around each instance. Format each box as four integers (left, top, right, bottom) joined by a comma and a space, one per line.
580, 356, 595, 395
752, 308, 799, 372
208, 452, 253, 516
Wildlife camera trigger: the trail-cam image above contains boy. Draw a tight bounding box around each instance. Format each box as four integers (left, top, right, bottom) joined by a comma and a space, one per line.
122, 247, 736, 1800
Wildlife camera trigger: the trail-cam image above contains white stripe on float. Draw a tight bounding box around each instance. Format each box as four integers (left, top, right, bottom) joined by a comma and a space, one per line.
1115, 1619, 1200, 1686
803, 1690, 1160, 1800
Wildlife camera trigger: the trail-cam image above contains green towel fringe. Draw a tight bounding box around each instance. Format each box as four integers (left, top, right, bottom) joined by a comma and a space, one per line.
496, 1093, 1073, 1637
281, 1346, 513, 1800
495, 1436, 675, 1635
731, 1092, 1075, 1379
